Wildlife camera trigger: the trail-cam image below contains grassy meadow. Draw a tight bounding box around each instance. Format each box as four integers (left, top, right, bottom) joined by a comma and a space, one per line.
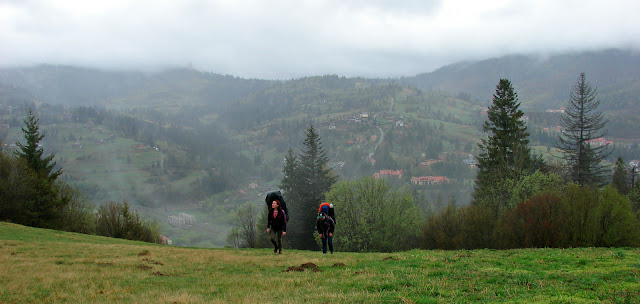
2, 222, 640, 303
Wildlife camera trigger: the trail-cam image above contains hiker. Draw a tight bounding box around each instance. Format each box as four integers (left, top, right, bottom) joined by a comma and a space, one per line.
267, 199, 286, 254
318, 202, 335, 224
265, 190, 288, 221
316, 212, 335, 254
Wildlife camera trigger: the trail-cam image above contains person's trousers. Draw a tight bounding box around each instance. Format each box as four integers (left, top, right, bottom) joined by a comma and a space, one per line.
270, 229, 283, 249
321, 235, 333, 254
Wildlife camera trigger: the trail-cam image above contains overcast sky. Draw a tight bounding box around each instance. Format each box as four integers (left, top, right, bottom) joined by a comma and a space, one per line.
1, 0, 639, 79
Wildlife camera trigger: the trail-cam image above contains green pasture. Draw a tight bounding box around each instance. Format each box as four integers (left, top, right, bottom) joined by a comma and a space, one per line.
2, 222, 639, 303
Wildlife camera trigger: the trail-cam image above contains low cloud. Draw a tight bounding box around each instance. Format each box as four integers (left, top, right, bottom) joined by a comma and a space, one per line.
1, 0, 639, 79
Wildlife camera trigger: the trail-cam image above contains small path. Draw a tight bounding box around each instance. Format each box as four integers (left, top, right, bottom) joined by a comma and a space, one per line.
369, 97, 394, 158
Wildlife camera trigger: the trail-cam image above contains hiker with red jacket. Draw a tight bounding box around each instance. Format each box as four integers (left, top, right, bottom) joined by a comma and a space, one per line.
316, 212, 335, 254
267, 199, 286, 254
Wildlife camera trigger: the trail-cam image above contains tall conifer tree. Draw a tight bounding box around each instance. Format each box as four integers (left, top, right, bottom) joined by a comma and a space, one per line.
474, 79, 531, 215
283, 125, 337, 250
13, 109, 67, 228
15, 109, 62, 181
556, 73, 609, 186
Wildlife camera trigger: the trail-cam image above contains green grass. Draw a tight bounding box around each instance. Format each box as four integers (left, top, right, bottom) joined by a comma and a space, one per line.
2, 222, 640, 303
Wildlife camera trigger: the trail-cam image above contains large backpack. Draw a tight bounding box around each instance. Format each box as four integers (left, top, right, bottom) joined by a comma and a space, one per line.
318, 202, 335, 224
265, 190, 288, 220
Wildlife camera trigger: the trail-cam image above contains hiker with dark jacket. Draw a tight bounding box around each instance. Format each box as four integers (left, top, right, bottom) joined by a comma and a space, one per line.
265, 191, 288, 221
316, 212, 335, 254
267, 199, 287, 254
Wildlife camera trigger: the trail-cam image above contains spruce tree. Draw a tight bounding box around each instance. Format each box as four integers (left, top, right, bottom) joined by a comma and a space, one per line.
15, 109, 62, 181
284, 125, 337, 250
278, 148, 301, 248
555, 73, 609, 186
474, 79, 531, 215
280, 148, 300, 204
13, 109, 67, 228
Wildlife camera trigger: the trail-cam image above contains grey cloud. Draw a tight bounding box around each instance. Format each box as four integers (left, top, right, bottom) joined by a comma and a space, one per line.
1, 0, 639, 79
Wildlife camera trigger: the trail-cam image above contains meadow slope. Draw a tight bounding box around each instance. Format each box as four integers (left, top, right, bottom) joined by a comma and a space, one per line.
1, 222, 639, 303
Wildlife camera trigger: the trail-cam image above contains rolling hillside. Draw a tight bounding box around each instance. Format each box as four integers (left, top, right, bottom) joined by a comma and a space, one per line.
2, 48, 640, 248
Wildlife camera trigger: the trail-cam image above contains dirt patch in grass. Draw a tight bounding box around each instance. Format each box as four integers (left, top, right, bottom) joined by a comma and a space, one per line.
332, 263, 346, 267
301, 262, 322, 272
138, 250, 151, 256
137, 265, 152, 270
382, 256, 398, 261
284, 262, 323, 272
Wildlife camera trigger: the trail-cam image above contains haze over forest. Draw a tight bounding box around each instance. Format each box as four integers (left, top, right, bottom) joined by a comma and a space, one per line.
2, 48, 640, 247
2, 0, 640, 248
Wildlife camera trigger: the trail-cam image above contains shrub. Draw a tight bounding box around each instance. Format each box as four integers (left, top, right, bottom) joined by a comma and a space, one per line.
96, 201, 160, 243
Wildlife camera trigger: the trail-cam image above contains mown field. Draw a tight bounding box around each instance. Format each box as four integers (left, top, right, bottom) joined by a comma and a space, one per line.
1, 222, 639, 303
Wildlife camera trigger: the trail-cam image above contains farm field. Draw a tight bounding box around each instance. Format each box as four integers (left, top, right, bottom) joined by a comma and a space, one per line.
1, 222, 639, 303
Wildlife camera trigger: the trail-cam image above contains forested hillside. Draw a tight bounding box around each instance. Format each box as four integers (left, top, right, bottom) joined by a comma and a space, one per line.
2, 49, 640, 247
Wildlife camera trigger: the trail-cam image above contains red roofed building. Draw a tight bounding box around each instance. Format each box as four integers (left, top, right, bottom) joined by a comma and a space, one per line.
587, 137, 613, 146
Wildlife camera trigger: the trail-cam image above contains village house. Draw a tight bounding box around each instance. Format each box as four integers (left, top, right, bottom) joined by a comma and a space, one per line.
420, 159, 441, 166
159, 235, 172, 245
373, 169, 403, 179
587, 137, 614, 146
463, 154, 478, 167
411, 176, 450, 185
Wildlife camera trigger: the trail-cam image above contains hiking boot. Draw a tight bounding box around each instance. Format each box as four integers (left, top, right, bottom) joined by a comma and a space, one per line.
274, 247, 278, 254
278, 249, 282, 254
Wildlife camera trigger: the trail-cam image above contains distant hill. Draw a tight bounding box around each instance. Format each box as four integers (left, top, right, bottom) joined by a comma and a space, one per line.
2, 49, 639, 113
400, 49, 640, 112
0, 65, 272, 108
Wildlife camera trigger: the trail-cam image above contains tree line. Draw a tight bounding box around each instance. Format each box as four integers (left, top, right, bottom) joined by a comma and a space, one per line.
0, 109, 160, 243
229, 73, 640, 251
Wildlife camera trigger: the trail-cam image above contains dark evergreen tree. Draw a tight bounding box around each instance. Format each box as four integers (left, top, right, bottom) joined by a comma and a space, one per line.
12, 109, 67, 228
278, 148, 301, 248
474, 79, 531, 215
285, 125, 338, 250
611, 157, 630, 195
556, 73, 610, 186
280, 148, 301, 203
15, 109, 62, 181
